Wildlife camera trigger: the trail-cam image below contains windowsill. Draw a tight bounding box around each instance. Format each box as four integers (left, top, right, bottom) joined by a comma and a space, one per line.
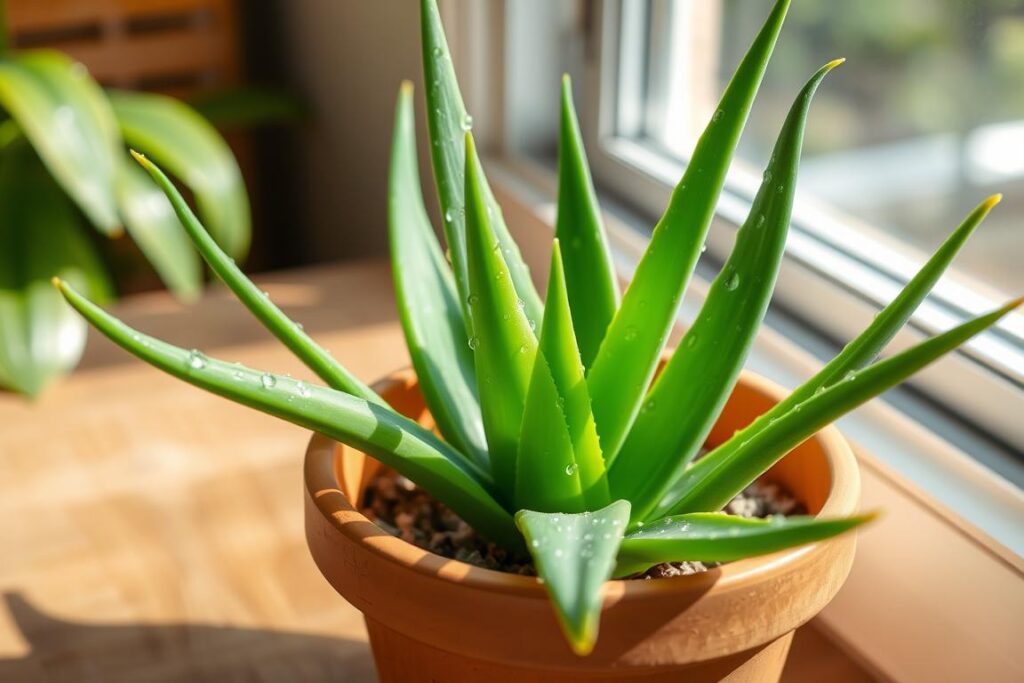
484, 153, 1024, 682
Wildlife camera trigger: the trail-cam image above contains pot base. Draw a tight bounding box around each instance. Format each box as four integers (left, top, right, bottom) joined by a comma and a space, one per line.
365, 617, 794, 683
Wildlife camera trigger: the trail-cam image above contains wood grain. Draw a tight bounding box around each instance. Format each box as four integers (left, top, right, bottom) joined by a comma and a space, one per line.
0, 261, 871, 682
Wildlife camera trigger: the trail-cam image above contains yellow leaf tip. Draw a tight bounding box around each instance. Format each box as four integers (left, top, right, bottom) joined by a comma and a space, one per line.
129, 149, 146, 163
400, 79, 414, 95
50, 276, 63, 289
825, 58, 846, 71
982, 193, 1003, 210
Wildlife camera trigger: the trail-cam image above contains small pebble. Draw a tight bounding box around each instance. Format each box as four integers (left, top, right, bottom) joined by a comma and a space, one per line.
361, 466, 804, 578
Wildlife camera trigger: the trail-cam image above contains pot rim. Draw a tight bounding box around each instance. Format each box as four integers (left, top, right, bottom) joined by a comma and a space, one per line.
304, 366, 859, 601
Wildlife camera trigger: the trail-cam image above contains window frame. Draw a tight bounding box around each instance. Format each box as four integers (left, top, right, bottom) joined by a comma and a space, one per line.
583, 0, 1024, 448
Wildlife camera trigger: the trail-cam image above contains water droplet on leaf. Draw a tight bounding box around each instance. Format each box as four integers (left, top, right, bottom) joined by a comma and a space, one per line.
468, 336, 480, 350
260, 374, 277, 389
187, 349, 206, 370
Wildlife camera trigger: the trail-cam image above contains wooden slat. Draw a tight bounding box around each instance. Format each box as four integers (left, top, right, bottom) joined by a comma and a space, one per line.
6, 0, 240, 93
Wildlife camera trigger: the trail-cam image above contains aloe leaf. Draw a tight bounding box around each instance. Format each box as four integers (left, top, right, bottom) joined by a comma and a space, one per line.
109, 89, 251, 260
516, 500, 631, 656
668, 299, 1022, 515
586, 0, 791, 462
610, 61, 840, 522
132, 152, 384, 407
666, 194, 1004, 514
516, 241, 609, 513
0, 50, 121, 234
389, 82, 487, 465
0, 146, 112, 396
464, 133, 538, 501
54, 278, 521, 547
556, 75, 619, 369
420, 0, 542, 327
116, 157, 202, 302
614, 511, 875, 577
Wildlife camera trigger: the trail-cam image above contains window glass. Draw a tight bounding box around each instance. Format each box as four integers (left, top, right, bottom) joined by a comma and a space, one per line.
646, 0, 1024, 296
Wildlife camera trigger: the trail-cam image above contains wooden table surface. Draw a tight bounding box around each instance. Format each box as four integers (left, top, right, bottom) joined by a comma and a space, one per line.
0, 261, 873, 682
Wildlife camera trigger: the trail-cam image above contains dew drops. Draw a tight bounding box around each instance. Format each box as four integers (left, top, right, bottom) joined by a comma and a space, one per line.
502, 312, 510, 321
445, 209, 455, 223
712, 108, 724, 122
516, 298, 525, 311
776, 184, 784, 194
724, 271, 740, 291
685, 335, 698, 348
468, 336, 480, 350
554, 548, 564, 558
260, 374, 277, 389
518, 344, 528, 354
814, 385, 826, 395
624, 325, 638, 341
461, 113, 474, 131
642, 399, 656, 413
187, 349, 206, 370
763, 169, 773, 183
565, 463, 578, 476
528, 319, 537, 331
467, 293, 480, 306
844, 371, 857, 382
296, 381, 311, 399
531, 539, 541, 548
432, 46, 443, 57
293, 321, 304, 332
700, 242, 708, 254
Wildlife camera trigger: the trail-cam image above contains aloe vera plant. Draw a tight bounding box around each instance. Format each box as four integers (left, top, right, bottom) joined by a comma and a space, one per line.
54, 0, 1019, 656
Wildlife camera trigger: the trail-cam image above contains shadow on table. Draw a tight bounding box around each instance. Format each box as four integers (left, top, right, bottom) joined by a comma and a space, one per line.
0, 592, 377, 682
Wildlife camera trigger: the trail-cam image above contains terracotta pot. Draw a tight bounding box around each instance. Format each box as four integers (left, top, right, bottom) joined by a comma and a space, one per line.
304, 367, 861, 682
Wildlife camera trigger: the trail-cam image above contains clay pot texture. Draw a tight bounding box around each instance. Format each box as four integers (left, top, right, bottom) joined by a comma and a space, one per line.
304, 366, 861, 682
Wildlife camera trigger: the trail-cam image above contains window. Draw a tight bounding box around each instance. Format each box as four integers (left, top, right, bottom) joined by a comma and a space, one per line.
491, 0, 1023, 463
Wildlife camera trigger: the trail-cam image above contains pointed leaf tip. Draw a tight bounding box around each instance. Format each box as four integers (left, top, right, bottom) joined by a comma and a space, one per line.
983, 193, 1003, 210
516, 500, 630, 656
825, 57, 846, 70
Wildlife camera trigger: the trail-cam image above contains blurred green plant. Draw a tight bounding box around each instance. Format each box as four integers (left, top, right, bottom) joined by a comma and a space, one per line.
53, 0, 1017, 656
0, 11, 298, 397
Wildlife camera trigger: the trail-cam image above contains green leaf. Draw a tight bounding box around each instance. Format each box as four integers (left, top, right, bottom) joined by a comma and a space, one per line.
555, 75, 619, 369
109, 89, 251, 260
665, 194, 1004, 517
116, 156, 202, 302
614, 511, 875, 577
516, 241, 609, 513
187, 87, 305, 131
389, 82, 488, 465
464, 133, 538, 502
131, 152, 384, 408
586, 0, 791, 462
0, 50, 121, 234
420, 0, 542, 328
0, 145, 111, 396
610, 60, 841, 523
668, 298, 1022, 515
54, 277, 521, 548
516, 500, 631, 656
